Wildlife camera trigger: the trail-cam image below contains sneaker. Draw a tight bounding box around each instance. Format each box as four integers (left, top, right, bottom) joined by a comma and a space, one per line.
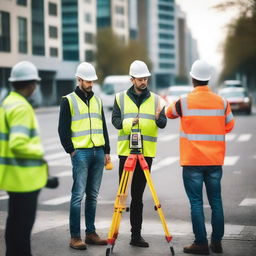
210, 242, 223, 253
69, 237, 87, 250
130, 236, 149, 248
85, 232, 107, 245
183, 242, 209, 255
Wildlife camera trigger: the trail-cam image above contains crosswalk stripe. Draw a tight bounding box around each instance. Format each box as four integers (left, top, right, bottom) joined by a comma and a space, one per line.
237, 134, 252, 142
44, 144, 62, 151
224, 156, 239, 166
158, 134, 179, 142
41, 196, 70, 205
45, 152, 68, 161
43, 137, 60, 144
56, 171, 71, 177
226, 134, 237, 141
152, 157, 179, 172
239, 198, 256, 206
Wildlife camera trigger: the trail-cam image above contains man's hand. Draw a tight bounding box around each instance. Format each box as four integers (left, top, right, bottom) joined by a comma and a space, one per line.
70, 151, 76, 157
104, 154, 111, 165
132, 117, 139, 126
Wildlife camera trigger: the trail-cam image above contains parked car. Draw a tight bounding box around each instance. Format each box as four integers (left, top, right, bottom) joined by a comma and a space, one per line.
218, 87, 252, 114
222, 80, 244, 88
100, 75, 131, 110
162, 85, 193, 105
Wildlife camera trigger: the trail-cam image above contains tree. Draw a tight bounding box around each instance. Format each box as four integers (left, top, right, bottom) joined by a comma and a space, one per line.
215, 0, 256, 90
95, 28, 151, 83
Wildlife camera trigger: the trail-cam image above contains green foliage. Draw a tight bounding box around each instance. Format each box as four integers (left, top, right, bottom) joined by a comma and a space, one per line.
216, 0, 256, 88
95, 28, 151, 83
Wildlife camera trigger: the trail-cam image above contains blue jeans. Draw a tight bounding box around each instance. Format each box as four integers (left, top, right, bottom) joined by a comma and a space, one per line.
70, 147, 104, 237
183, 166, 224, 244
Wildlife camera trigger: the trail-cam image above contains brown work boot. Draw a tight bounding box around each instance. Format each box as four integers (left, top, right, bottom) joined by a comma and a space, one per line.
183, 242, 209, 255
210, 242, 223, 253
69, 237, 87, 250
85, 231, 107, 245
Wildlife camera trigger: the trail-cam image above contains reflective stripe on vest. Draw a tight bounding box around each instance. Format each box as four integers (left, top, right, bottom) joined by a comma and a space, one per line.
116, 91, 158, 157
180, 132, 225, 141
66, 92, 105, 148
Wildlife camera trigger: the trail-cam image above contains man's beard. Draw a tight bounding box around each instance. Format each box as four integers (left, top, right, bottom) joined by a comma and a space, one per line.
137, 85, 147, 91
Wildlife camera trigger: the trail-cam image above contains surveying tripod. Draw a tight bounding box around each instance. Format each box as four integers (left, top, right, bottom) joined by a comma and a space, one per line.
106, 129, 175, 256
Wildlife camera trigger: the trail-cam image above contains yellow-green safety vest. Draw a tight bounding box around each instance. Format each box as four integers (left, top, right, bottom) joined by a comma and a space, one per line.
65, 92, 105, 149
0, 91, 47, 192
116, 91, 159, 157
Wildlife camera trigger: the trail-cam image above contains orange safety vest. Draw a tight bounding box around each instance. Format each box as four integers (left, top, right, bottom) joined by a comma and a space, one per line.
166, 86, 235, 166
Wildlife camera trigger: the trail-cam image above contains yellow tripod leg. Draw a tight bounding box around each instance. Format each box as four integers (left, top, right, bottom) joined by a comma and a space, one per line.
138, 154, 175, 255
106, 155, 137, 255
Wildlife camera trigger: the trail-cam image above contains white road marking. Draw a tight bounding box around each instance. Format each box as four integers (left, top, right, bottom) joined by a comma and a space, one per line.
45, 152, 68, 161
226, 134, 237, 141
233, 170, 242, 175
44, 144, 62, 151
55, 170, 71, 177
109, 134, 117, 140
41, 196, 70, 205
237, 134, 252, 142
239, 198, 256, 206
0, 194, 8, 200
224, 156, 239, 166
158, 134, 179, 142
152, 156, 179, 172
43, 137, 60, 144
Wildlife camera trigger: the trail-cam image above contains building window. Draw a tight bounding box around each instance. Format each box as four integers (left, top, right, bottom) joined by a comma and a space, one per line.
158, 14, 174, 21
49, 26, 58, 38
17, 0, 27, 6
50, 47, 58, 57
18, 17, 27, 53
85, 13, 92, 23
116, 19, 125, 28
85, 50, 94, 62
159, 63, 175, 69
159, 53, 175, 59
159, 43, 174, 49
49, 2, 57, 16
159, 23, 174, 30
84, 32, 94, 44
115, 6, 124, 15
159, 33, 174, 40
0, 11, 10, 52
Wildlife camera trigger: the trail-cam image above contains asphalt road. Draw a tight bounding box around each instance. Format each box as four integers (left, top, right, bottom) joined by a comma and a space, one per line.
0, 106, 256, 255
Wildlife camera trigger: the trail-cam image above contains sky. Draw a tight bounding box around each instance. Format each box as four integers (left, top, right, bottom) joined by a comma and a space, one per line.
176, 0, 238, 72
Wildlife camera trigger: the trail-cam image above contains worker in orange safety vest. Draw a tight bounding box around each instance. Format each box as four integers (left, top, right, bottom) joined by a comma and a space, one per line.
166, 60, 235, 255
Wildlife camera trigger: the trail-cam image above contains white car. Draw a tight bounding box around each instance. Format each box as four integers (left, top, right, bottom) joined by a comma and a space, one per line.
163, 85, 193, 105
100, 75, 132, 110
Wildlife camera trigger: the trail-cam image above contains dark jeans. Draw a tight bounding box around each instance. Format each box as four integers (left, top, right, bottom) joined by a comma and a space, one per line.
183, 166, 224, 244
5, 190, 40, 256
119, 155, 153, 236
70, 147, 104, 237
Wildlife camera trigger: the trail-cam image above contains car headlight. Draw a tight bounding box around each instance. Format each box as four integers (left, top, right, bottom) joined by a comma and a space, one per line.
244, 97, 250, 103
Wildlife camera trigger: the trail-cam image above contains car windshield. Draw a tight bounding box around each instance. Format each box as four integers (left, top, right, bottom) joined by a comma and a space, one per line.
102, 83, 115, 95
168, 90, 191, 96
220, 91, 248, 97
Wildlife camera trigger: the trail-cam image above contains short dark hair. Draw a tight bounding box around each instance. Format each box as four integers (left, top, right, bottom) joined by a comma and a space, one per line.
11, 80, 37, 90
192, 78, 209, 86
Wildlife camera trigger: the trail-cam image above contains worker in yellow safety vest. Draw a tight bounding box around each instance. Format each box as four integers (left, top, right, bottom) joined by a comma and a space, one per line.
166, 60, 235, 255
58, 62, 111, 250
112, 60, 167, 248
0, 61, 48, 256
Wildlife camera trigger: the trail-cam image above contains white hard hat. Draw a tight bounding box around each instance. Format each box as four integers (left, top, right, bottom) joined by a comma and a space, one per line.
75, 62, 98, 81
8, 61, 41, 82
129, 60, 151, 78
190, 60, 211, 81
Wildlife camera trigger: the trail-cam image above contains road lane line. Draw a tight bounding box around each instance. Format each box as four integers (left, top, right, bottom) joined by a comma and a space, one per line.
239, 198, 256, 206
224, 156, 239, 166
226, 134, 237, 141
152, 156, 179, 172
237, 134, 252, 142
158, 134, 179, 142
41, 196, 70, 205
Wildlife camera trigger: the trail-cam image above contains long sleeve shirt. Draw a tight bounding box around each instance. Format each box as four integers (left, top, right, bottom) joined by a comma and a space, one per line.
58, 86, 110, 154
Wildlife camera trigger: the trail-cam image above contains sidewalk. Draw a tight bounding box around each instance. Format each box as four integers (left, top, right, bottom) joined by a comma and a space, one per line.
1, 223, 255, 256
